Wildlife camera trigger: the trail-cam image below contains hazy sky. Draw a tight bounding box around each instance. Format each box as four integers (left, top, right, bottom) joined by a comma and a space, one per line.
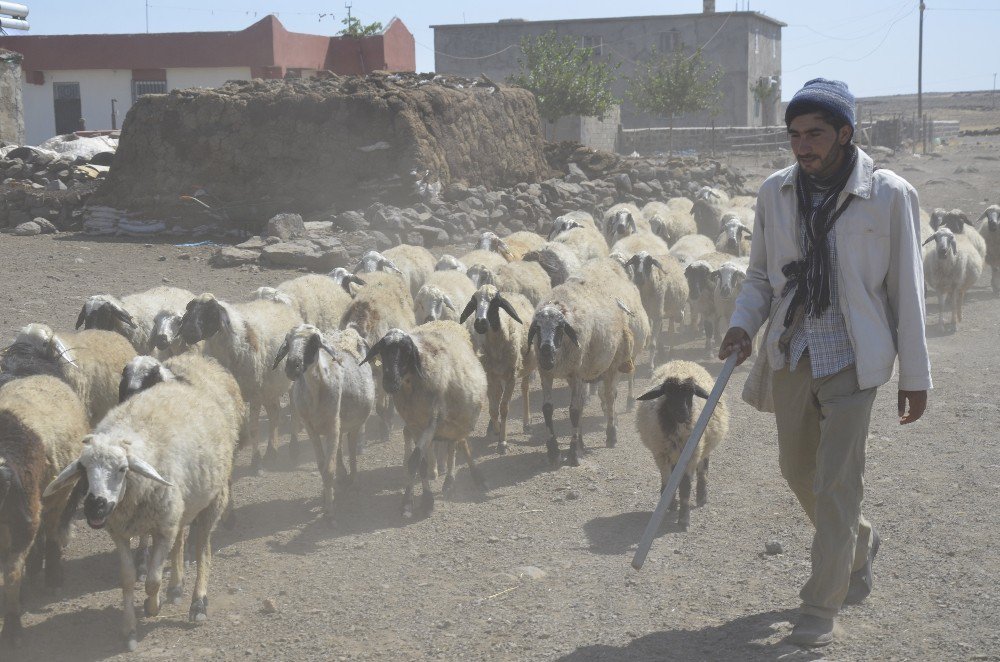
9, 1, 1000, 100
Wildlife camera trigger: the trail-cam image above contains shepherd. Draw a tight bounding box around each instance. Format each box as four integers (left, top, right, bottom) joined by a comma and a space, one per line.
719, 78, 931, 647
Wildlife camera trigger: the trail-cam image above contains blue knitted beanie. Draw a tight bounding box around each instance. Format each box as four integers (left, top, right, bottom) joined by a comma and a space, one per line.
784, 78, 856, 129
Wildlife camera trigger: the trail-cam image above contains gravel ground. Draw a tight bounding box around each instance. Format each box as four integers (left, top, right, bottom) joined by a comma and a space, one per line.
1, 137, 999, 662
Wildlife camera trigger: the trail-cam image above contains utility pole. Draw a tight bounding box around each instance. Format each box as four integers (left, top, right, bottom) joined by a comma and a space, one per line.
993, 72, 997, 110
918, 1, 925, 153
145, 0, 149, 33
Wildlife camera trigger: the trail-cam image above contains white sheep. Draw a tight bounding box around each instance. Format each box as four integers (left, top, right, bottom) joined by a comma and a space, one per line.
522, 243, 583, 286
253, 274, 354, 333
273, 325, 374, 521
691, 186, 731, 236
668, 234, 716, 267
647, 206, 697, 247
623, 251, 690, 368
976, 204, 1000, 295
502, 231, 547, 260
458, 248, 509, 272
922, 228, 983, 331
327, 267, 368, 295
555, 210, 602, 233
604, 206, 653, 246
384, 244, 437, 299
75, 286, 195, 354
44, 357, 245, 651
475, 231, 516, 261
715, 215, 754, 257
469, 261, 553, 308
636, 360, 729, 530
0, 372, 88, 646
931, 208, 987, 260
528, 276, 639, 467
361, 322, 488, 518
459, 286, 536, 453
684, 251, 734, 355
711, 259, 750, 343
434, 254, 468, 274
414, 270, 477, 324
12, 324, 137, 426
610, 231, 671, 259
179, 294, 301, 471
549, 218, 609, 262
340, 271, 417, 436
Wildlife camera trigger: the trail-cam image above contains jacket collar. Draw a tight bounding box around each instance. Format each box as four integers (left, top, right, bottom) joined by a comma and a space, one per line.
780, 147, 875, 199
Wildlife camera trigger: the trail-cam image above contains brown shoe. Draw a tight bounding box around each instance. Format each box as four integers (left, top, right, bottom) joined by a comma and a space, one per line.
788, 614, 836, 647
844, 528, 880, 606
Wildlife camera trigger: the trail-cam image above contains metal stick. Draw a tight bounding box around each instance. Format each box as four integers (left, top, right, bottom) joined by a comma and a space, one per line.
631, 353, 738, 570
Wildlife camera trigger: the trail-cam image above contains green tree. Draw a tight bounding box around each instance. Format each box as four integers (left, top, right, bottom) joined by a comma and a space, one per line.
626, 48, 724, 153
338, 16, 383, 38
507, 31, 619, 140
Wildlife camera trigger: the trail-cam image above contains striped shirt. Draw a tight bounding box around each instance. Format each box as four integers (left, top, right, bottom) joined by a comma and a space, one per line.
788, 191, 857, 377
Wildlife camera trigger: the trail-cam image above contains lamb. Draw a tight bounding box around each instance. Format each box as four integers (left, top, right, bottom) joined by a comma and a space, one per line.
459, 286, 536, 454
10, 324, 136, 426
623, 251, 690, 368
414, 270, 477, 324
636, 360, 729, 530
75, 286, 195, 354
340, 271, 417, 435
549, 218, 609, 262
604, 206, 652, 246
715, 216, 754, 257
361, 322, 488, 518
691, 186, 731, 236
646, 202, 697, 247
528, 277, 639, 467
684, 252, 734, 355
711, 260, 750, 343
253, 274, 354, 333
922, 228, 983, 332
179, 294, 302, 471
273, 325, 374, 521
522, 243, 582, 287
384, 244, 438, 298
668, 234, 716, 266
976, 204, 1000, 295
0, 369, 88, 646
148, 311, 195, 357
44, 355, 245, 651
434, 254, 468, 274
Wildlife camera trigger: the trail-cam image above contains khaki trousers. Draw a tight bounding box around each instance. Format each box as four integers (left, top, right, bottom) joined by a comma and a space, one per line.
772, 356, 876, 619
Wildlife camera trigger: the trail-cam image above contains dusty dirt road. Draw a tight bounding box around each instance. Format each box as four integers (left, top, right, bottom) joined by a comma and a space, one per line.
2, 137, 999, 662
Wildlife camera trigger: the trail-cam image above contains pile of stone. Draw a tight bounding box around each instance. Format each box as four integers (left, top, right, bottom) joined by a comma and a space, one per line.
0, 142, 114, 234
211, 152, 748, 270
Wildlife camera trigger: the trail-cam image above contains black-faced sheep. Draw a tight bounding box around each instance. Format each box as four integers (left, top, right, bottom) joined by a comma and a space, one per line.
414, 270, 477, 324
624, 251, 690, 368
75, 286, 195, 354
976, 204, 1000, 295
923, 228, 983, 332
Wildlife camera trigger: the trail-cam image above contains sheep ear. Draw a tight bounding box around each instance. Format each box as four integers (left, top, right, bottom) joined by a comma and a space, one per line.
651, 258, 666, 273
496, 296, 523, 324
443, 295, 456, 313
408, 337, 425, 380
360, 338, 385, 365
344, 275, 366, 296
636, 385, 665, 401
693, 385, 711, 399
625, 254, 640, 268
319, 338, 339, 359
43, 459, 83, 498
75, 306, 87, 329
562, 322, 580, 347
459, 296, 476, 324
977, 210, 988, 222
50, 334, 78, 367
526, 321, 539, 348
127, 456, 173, 487
922, 234, 937, 246
382, 259, 404, 275
272, 338, 290, 370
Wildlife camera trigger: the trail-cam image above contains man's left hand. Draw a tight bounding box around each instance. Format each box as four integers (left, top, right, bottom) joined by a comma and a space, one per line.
898, 390, 927, 425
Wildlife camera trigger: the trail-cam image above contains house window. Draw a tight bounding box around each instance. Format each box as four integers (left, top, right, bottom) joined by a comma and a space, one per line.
580, 35, 603, 57
659, 30, 681, 53
132, 80, 167, 103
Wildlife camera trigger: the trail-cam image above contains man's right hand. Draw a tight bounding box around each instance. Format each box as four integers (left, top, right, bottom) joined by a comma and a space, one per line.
719, 327, 753, 366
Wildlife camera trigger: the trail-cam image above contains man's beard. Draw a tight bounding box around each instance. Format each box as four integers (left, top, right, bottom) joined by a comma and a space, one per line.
801, 141, 845, 180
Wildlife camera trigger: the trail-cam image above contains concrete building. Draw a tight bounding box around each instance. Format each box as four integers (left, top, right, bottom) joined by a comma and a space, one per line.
0, 15, 415, 145
432, 4, 783, 131
0, 49, 24, 144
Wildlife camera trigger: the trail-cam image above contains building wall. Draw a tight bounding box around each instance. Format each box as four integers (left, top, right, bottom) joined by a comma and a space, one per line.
433, 13, 782, 129
551, 105, 620, 152
22, 66, 253, 145
0, 54, 24, 144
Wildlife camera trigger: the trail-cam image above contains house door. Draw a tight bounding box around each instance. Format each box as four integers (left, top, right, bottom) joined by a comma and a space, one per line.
53, 82, 81, 135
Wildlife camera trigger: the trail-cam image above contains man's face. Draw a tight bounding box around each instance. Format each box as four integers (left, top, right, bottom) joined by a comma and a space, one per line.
788, 113, 852, 177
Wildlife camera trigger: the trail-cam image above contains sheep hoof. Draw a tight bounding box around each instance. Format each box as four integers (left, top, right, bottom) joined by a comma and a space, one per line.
546, 437, 560, 468
249, 452, 263, 476
167, 585, 184, 605
263, 446, 279, 469
496, 441, 508, 455
420, 491, 435, 516
189, 596, 208, 622
678, 511, 690, 531
143, 596, 160, 617
605, 427, 618, 448
125, 634, 138, 652
566, 447, 580, 467
442, 475, 455, 495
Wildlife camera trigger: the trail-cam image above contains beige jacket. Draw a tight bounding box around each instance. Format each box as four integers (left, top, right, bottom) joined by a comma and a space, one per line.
731, 147, 932, 394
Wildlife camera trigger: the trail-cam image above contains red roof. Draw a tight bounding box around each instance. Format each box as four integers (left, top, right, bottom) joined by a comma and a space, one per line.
0, 15, 415, 76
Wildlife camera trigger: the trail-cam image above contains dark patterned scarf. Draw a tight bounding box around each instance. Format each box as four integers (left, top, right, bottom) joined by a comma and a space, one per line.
781, 144, 858, 328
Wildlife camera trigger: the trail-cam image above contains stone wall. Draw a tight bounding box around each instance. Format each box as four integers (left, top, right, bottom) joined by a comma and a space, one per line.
90, 72, 552, 223
0, 50, 24, 145
620, 125, 787, 155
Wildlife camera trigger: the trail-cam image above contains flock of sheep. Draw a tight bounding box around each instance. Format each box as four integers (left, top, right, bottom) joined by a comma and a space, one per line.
0, 183, 997, 651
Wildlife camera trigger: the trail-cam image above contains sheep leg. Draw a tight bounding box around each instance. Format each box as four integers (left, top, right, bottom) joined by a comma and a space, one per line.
262, 399, 281, 468
497, 373, 516, 455
114, 535, 139, 651
521, 372, 531, 435
703, 317, 715, 358
938, 291, 946, 332
42, 525, 64, 590
487, 376, 502, 450
189, 494, 224, 624
600, 372, 619, 449
458, 437, 489, 490
408, 409, 442, 517
1, 556, 25, 646
566, 379, 585, 467
992, 265, 1000, 296
322, 390, 344, 521
143, 531, 172, 618
166, 528, 185, 605
287, 401, 301, 465
402, 427, 415, 518
696, 457, 710, 507
678, 472, 693, 530
650, 314, 663, 370
541, 373, 559, 467
660, 461, 679, 511
957, 288, 966, 325
248, 400, 264, 475
442, 441, 457, 495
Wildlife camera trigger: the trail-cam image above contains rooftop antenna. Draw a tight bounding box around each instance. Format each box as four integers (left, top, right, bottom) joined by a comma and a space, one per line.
145, 0, 149, 33
345, 0, 352, 24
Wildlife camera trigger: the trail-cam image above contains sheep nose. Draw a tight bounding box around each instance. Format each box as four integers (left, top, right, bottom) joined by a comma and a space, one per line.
152, 335, 169, 350
473, 319, 488, 334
